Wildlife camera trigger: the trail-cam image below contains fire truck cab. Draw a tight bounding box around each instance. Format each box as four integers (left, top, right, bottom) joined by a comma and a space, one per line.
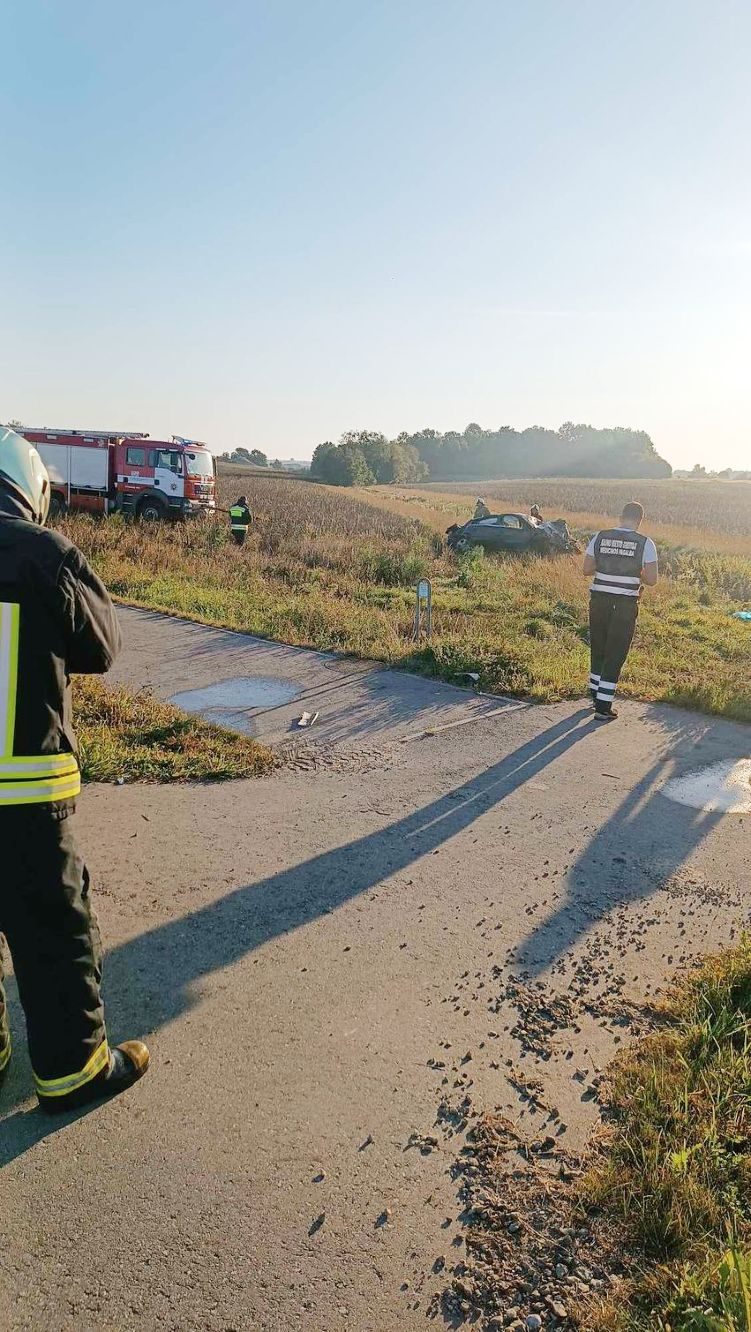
116, 435, 216, 520
16, 427, 216, 520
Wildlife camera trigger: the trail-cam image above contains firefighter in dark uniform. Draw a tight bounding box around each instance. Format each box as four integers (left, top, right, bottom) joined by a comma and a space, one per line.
229, 496, 252, 546
0, 427, 149, 1111
583, 501, 658, 721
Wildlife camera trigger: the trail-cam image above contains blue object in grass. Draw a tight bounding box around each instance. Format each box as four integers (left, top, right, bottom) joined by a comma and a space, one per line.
733, 610, 751, 621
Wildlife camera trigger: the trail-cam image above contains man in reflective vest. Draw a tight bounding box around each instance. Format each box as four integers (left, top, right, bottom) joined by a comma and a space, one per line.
229, 495, 251, 546
583, 501, 659, 721
0, 427, 149, 1111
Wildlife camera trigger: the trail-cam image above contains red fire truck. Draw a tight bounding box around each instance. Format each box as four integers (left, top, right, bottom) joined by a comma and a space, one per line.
17, 427, 217, 520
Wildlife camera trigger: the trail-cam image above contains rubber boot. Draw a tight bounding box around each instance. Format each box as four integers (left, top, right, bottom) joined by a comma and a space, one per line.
37, 1041, 150, 1115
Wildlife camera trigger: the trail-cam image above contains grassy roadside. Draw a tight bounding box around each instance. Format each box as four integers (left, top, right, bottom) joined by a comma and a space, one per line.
582, 941, 751, 1330
449, 944, 751, 1330
75, 677, 273, 783
56, 474, 751, 725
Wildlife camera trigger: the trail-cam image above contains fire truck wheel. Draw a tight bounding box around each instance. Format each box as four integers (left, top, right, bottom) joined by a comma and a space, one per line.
138, 497, 167, 522
48, 493, 67, 520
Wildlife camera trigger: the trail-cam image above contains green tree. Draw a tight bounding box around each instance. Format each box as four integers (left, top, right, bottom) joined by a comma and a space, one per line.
339, 430, 427, 484
390, 442, 428, 483
311, 440, 374, 486
310, 441, 338, 481
340, 431, 393, 482
331, 444, 374, 486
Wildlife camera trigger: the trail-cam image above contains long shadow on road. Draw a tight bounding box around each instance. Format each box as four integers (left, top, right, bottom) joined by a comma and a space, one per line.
1, 703, 739, 1165
514, 705, 749, 975
103, 707, 595, 1038
516, 754, 723, 975
1, 707, 591, 1162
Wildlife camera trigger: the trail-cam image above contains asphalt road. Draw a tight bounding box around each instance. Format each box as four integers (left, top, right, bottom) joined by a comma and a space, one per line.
109, 606, 524, 748
1, 621, 749, 1331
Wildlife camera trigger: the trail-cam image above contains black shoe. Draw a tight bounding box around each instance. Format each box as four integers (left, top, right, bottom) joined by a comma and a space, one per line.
594, 708, 618, 722
37, 1041, 150, 1115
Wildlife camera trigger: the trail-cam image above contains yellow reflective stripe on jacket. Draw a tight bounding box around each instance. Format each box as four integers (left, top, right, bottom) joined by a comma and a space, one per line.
0, 754, 79, 778
34, 1040, 110, 1098
0, 602, 20, 756
0, 773, 82, 805
0, 1039, 11, 1074
0, 601, 80, 804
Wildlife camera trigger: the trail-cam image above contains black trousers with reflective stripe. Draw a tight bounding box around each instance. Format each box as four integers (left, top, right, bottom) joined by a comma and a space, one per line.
231, 529, 247, 546
0, 808, 106, 1085
589, 593, 639, 706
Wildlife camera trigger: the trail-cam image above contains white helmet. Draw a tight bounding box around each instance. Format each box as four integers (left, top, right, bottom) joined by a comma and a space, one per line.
0, 426, 51, 525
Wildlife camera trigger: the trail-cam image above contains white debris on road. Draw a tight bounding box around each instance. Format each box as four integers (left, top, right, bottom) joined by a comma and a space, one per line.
664, 758, 751, 813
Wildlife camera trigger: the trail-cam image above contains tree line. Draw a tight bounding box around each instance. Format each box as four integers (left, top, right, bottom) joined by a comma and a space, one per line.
676, 463, 751, 481
311, 422, 672, 486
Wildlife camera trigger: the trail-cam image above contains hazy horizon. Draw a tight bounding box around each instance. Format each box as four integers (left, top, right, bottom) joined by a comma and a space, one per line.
3, 1, 750, 473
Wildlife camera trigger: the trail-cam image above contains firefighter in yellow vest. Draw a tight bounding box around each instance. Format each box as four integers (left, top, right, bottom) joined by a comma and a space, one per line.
229, 495, 252, 546
0, 427, 149, 1112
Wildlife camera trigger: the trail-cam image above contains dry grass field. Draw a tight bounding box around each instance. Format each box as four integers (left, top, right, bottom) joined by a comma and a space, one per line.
59, 469, 751, 724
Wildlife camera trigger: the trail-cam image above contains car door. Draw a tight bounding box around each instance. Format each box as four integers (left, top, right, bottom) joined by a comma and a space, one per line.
471, 517, 506, 550
154, 449, 185, 505
119, 443, 153, 507
496, 514, 530, 551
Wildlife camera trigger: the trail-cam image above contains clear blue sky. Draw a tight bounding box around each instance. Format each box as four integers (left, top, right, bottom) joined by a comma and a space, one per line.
3, 1, 750, 469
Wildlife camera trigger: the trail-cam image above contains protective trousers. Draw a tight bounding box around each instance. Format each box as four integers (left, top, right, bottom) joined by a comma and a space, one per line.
589, 593, 639, 712
231, 529, 247, 546
0, 808, 108, 1100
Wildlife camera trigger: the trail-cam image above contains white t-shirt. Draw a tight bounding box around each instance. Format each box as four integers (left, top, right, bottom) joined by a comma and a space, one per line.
585, 529, 658, 566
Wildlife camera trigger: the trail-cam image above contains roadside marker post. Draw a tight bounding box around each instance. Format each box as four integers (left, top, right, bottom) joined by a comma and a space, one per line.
413, 579, 433, 642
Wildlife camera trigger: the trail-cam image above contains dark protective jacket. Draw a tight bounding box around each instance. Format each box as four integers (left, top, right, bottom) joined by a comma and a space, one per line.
590, 527, 648, 599
0, 503, 121, 815
229, 503, 252, 531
